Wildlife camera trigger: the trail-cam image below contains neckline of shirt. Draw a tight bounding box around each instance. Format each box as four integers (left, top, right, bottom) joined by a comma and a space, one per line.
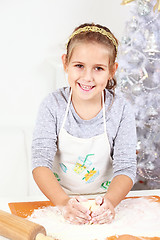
68, 88, 112, 125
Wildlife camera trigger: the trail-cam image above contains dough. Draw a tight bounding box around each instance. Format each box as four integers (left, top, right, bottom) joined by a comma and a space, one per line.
36, 233, 56, 240
81, 199, 100, 212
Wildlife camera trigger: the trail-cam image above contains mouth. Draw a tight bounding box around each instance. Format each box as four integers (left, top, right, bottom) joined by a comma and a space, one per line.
78, 83, 95, 92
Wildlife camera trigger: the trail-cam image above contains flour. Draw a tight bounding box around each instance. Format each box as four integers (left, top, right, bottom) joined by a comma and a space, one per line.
28, 197, 160, 240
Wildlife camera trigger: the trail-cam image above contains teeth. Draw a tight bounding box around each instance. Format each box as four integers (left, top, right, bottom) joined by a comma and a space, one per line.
79, 84, 93, 90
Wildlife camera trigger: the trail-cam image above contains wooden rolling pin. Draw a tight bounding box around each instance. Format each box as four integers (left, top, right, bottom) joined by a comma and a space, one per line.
0, 210, 55, 240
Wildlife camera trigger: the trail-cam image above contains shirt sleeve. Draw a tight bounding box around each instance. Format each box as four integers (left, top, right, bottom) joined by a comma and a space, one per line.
112, 101, 137, 184
31, 95, 58, 171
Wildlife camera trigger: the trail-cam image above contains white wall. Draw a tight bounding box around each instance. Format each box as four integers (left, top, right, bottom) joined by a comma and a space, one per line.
0, 0, 131, 127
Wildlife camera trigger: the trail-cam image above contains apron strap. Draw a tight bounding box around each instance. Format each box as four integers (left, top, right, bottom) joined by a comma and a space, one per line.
102, 90, 107, 135
61, 88, 72, 129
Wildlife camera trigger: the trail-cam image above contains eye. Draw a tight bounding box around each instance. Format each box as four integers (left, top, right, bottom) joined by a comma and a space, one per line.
95, 66, 104, 71
75, 64, 84, 69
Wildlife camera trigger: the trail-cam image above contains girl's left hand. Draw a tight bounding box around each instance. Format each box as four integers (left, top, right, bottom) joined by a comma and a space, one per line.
90, 196, 115, 224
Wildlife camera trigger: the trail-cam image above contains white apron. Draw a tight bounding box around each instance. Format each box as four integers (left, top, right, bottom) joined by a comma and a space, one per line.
53, 89, 113, 195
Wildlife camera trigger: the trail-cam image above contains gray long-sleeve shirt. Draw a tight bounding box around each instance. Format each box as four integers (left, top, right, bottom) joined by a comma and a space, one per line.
32, 87, 137, 183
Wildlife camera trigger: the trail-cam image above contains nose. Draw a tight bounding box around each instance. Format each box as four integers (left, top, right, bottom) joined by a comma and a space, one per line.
82, 68, 93, 82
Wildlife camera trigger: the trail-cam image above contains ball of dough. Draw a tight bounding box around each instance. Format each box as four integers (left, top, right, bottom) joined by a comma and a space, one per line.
81, 200, 100, 212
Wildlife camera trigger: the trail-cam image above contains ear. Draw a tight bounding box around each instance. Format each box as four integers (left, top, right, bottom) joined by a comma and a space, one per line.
110, 62, 118, 78
61, 54, 68, 73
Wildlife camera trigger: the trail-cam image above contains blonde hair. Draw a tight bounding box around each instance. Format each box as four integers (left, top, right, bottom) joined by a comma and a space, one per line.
65, 23, 118, 92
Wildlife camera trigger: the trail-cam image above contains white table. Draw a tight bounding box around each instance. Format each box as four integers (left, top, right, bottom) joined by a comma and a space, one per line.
1, 189, 160, 240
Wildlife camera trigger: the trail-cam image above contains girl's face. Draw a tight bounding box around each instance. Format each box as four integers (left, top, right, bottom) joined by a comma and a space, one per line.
62, 42, 118, 103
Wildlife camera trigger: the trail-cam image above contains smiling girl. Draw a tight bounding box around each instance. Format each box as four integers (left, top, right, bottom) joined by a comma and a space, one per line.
32, 23, 137, 225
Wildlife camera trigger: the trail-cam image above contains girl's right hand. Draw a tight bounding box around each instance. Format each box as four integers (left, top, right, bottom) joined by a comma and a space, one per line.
59, 196, 92, 224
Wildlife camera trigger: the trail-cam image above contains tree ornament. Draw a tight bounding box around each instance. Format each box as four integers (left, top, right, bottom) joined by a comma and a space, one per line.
121, 0, 135, 4
153, 0, 160, 12
127, 50, 145, 67
121, 36, 131, 45
137, 0, 152, 16
121, 0, 160, 12
143, 32, 160, 55
137, 140, 142, 151
146, 107, 158, 117
146, 161, 155, 171
128, 17, 139, 32
122, 81, 133, 92
132, 84, 142, 95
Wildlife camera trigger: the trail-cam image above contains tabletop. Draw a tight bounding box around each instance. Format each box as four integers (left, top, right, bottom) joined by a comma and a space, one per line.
0, 189, 160, 240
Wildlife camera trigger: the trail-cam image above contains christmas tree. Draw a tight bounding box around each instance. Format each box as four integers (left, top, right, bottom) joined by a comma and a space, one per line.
117, 0, 160, 189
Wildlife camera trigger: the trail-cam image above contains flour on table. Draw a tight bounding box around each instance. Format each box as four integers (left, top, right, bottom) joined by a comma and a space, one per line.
27, 197, 160, 240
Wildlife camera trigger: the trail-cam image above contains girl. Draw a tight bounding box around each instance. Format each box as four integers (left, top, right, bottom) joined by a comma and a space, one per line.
32, 23, 137, 225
